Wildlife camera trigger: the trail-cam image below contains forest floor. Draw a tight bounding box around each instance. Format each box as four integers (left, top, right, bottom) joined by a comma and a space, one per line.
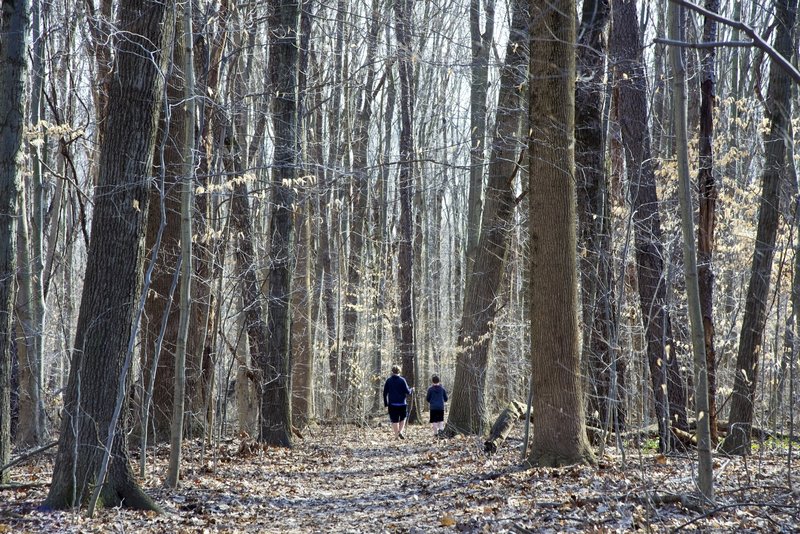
1, 421, 799, 532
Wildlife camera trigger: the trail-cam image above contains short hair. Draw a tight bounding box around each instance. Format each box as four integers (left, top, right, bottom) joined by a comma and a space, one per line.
391, 365, 401, 375
431, 375, 440, 383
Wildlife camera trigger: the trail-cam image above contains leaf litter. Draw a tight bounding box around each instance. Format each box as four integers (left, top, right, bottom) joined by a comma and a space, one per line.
1, 422, 798, 532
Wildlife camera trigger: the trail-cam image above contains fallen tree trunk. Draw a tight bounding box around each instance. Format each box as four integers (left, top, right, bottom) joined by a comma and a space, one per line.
0, 440, 57, 473
484, 400, 528, 454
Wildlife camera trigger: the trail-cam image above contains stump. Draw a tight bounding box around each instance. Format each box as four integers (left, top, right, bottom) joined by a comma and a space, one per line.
484, 400, 528, 454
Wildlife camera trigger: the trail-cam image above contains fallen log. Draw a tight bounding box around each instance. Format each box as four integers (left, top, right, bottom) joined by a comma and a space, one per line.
484, 400, 528, 454
0, 440, 58, 473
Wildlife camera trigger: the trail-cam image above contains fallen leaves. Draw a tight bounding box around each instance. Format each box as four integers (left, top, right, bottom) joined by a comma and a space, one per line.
1, 424, 799, 532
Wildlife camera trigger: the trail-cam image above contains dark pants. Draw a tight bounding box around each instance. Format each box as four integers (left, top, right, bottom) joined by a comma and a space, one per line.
388, 405, 407, 423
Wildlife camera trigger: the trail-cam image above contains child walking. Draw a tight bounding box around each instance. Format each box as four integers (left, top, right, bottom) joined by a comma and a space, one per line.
426, 375, 448, 438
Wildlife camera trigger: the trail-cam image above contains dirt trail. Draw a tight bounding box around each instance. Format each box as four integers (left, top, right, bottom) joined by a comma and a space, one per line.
1, 422, 796, 532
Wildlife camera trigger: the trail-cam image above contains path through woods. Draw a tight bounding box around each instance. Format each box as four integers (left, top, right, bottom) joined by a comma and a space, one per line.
1, 423, 797, 531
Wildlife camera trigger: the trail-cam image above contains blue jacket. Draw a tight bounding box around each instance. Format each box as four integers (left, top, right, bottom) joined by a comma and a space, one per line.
426, 384, 448, 411
383, 374, 412, 406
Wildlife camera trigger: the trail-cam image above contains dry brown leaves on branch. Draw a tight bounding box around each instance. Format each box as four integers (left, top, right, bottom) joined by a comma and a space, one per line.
1, 423, 798, 532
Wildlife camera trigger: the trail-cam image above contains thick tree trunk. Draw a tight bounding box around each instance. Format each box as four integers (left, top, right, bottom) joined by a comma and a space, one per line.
44, 0, 171, 511
259, 0, 298, 446
611, 0, 687, 452
448, 0, 527, 435
575, 0, 616, 430
528, 0, 595, 468
723, 0, 797, 456
0, 0, 29, 485
394, 0, 418, 411
141, 11, 186, 444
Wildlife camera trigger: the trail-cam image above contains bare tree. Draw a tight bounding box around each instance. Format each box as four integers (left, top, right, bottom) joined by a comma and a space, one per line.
611, 0, 687, 451
723, 0, 797, 456
289, 0, 315, 429
696, 0, 720, 445
575, 0, 617, 430
339, 0, 382, 418
528, 0, 595, 468
465, 0, 495, 265
166, 0, 197, 488
0, 0, 29, 485
668, 0, 713, 502
44, 0, 173, 511
394, 0, 418, 413
448, 0, 527, 435
258, 0, 300, 446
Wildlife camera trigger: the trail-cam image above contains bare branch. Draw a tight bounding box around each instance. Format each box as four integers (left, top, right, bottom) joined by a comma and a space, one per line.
667, 0, 800, 84
654, 38, 755, 49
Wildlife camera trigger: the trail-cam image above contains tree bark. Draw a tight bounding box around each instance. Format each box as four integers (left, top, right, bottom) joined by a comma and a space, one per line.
448, 0, 527, 435
394, 0, 418, 410
722, 0, 797, 456
141, 0, 197, 442
611, 0, 687, 452
465, 0, 495, 269
484, 400, 527, 454
166, 2, 196, 488
259, 0, 299, 446
17, 0, 46, 448
44, 0, 171, 511
575, 0, 617, 430
669, 0, 713, 502
15, 190, 45, 447
528, 0, 595, 468
0, 0, 29, 485
697, 0, 720, 445
291, 0, 315, 430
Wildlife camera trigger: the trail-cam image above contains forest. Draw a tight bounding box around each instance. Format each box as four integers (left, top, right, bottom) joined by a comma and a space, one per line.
1, 0, 799, 531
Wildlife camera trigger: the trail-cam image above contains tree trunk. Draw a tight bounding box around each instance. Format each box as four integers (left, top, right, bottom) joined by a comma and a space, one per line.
465, 0, 495, 269
697, 0, 720, 446
575, 0, 614, 429
187, 0, 226, 441
18, 0, 46, 448
166, 2, 196, 488
448, 0, 527, 435
15, 190, 44, 447
528, 0, 595, 468
669, 1, 713, 501
291, 0, 315, 430
338, 0, 381, 419
484, 400, 527, 454
44, 0, 171, 511
611, 0, 687, 452
0, 0, 29, 485
370, 51, 395, 413
141, 6, 188, 443
259, 0, 299, 446
394, 0, 418, 409
723, 0, 797, 456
